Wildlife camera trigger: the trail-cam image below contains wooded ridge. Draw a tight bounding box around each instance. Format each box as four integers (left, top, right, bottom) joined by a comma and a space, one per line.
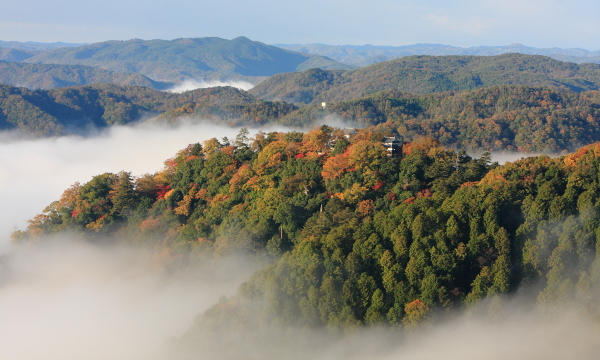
13, 127, 600, 332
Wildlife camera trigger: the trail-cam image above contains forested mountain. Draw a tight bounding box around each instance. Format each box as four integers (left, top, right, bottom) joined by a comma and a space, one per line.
13, 128, 600, 335
0, 84, 262, 136
249, 54, 600, 104
0, 48, 39, 62
0, 61, 172, 90
276, 42, 600, 67
152, 84, 600, 153
276, 86, 600, 153
0, 40, 87, 51
5, 82, 600, 154
22, 37, 353, 83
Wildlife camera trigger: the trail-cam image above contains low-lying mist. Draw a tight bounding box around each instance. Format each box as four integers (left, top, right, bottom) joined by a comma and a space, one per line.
2, 239, 598, 360
2, 118, 594, 360
0, 239, 258, 360
484, 151, 556, 165
167, 79, 255, 93
0, 122, 242, 251
174, 296, 600, 360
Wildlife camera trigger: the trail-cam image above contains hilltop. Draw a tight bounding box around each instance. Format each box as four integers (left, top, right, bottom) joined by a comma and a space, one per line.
0, 61, 172, 90
276, 42, 600, 67
21, 37, 353, 84
13, 128, 600, 336
5, 82, 600, 153
249, 53, 600, 104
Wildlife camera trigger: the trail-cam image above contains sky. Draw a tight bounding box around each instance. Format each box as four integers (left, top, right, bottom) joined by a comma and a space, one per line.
1, 0, 600, 49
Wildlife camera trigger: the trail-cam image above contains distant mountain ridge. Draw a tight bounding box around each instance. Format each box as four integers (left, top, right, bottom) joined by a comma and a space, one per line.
0, 61, 173, 90
0, 83, 284, 136
18, 37, 353, 84
0, 48, 39, 62
275, 42, 600, 67
6, 81, 600, 154
0, 40, 87, 51
249, 53, 600, 104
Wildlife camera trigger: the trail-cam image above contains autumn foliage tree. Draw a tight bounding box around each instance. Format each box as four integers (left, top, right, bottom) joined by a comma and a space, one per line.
13, 128, 600, 334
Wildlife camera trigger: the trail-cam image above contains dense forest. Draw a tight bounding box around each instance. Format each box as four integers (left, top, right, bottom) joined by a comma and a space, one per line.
276, 42, 600, 67
5, 81, 600, 153
250, 54, 600, 104
20, 37, 353, 83
0, 61, 172, 90
276, 85, 600, 153
0, 84, 266, 136
13, 127, 600, 334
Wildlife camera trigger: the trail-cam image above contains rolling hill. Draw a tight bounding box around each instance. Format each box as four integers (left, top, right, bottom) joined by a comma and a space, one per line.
22, 37, 354, 84
0, 84, 261, 136
0, 61, 172, 90
276, 42, 600, 67
249, 53, 600, 104
0, 48, 39, 62
275, 85, 600, 153
6, 80, 600, 153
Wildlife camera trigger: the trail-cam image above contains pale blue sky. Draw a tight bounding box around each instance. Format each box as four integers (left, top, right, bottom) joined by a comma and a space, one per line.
1, 0, 599, 49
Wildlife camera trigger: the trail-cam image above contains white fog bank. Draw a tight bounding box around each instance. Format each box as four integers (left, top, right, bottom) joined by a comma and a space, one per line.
174, 303, 600, 360
1, 241, 598, 360
0, 241, 256, 360
466, 151, 556, 165
0, 122, 241, 252
167, 79, 255, 93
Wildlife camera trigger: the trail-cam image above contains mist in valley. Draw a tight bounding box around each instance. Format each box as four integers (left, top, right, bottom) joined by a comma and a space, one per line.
167, 79, 255, 93
177, 305, 600, 360
0, 121, 267, 359
0, 122, 245, 251
2, 237, 598, 360
1, 119, 599, 360
0, 240, 259, 360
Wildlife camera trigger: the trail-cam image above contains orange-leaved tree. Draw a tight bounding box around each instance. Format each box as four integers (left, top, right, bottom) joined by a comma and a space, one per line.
321, 151, 349, 180
347, 140, 386, 170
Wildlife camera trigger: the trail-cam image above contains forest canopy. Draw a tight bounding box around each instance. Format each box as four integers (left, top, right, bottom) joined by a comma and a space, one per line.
4, 82, 600, 153
13, 127, 600, 332
249, 53, 600, 104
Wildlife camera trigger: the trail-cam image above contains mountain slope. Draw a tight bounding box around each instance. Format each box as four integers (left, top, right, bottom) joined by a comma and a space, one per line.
0, 84, 258, 136
0, 61, 172, 90
0, 40, 87, 51
249, 54, 600, 104
278, 85, 600, 153
6, 82, 600, 153
276, 42, 600, 66
0, 48, 39, 62
24, 37, 354, 83
13, 128, 600, 335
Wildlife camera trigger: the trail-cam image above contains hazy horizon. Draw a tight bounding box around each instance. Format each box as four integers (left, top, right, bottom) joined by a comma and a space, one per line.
1, 117, 598, 360
3, 1, 600, 49
2, 1, 600, 357
2, 37, 600, 53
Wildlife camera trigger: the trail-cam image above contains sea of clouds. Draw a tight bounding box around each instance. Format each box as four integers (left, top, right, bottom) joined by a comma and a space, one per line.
0, 122, 244, 251
0, 122, 257, 360
167, 79, 255, 93
0, 120, 596, 360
